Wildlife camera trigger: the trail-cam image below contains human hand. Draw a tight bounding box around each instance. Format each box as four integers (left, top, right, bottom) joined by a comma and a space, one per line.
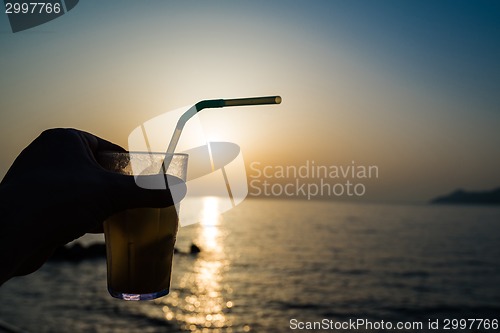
0, 128, 186, 284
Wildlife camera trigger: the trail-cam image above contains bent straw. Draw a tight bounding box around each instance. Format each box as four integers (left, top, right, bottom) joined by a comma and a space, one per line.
161, 96, 281, 173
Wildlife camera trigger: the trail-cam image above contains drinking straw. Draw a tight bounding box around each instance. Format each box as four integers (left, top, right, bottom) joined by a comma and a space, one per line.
161, 96, 281, 173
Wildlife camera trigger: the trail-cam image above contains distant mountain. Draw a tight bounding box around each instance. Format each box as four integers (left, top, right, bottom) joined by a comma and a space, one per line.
430, 187, 500, 205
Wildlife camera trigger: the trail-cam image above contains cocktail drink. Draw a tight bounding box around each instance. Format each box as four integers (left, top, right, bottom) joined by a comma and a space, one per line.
99, 95, 280, 301
104, 206, 178, 299
99, 152, 187, 301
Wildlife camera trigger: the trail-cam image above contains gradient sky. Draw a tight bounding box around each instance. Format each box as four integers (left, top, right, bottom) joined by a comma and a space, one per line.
1, 1, 499, 202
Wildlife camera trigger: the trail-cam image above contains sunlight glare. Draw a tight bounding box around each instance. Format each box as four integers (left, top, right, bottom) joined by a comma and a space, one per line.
200, 196, 221, 252
201, 196, 220, 227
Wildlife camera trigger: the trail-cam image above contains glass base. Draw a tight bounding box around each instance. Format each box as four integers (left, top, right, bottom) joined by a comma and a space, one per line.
108, 288, 169, 301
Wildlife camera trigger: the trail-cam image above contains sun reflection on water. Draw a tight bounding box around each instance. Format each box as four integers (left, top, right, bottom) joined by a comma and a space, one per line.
200, 196, 221, 252
158, 196, 238, 332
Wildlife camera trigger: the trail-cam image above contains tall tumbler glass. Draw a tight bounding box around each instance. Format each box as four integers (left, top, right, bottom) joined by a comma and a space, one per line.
98, 152, 188, 301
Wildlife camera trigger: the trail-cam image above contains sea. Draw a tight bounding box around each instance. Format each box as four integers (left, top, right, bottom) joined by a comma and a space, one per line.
1, 198, 500, 333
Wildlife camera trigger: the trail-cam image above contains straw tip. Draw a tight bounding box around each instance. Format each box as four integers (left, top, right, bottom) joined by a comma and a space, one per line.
275, 96, 282, 104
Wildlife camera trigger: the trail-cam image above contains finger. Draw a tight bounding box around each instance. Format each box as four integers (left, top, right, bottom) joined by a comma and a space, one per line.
108, 173, 187, 211
88, 224, 104, 234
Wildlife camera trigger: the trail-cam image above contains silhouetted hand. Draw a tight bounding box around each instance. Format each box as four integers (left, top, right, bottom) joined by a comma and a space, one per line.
0, 128, 186, 285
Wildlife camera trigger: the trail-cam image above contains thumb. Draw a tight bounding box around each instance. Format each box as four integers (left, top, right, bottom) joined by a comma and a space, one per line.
108, 173, 187, 211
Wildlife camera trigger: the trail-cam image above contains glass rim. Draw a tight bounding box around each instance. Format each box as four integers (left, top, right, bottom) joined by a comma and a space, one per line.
98, 151, 188, 158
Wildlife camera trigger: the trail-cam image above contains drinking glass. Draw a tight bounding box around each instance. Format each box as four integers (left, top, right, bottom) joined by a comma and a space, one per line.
98, 152, 188, 301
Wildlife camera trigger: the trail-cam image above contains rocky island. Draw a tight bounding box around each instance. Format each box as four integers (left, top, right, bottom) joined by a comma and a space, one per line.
430, 187, 500, 205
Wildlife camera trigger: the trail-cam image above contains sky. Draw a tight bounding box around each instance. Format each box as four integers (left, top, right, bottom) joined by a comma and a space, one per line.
1, 0, 499, 202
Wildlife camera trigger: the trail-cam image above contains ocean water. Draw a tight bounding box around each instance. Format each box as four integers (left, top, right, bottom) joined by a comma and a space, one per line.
1, 199, 500, 333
